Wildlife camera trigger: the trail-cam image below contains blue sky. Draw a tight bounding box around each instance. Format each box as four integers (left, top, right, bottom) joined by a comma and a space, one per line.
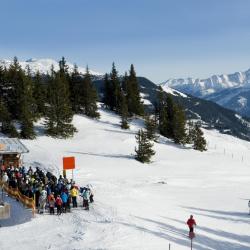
1, 0, 250, 82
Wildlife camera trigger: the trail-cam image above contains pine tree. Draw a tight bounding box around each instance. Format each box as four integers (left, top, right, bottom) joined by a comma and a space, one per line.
172, 104, 186, 144
126, 64, 144, 116
135, 129, 155, 163
69, 64, 81, 112
145, 115, 158, 141
6, 57, 24, 118
0, 99, 18, 137
19, 72, 36, 139
185, 121, 195, 144
120, 92, 129, 129
193, 123, 207, 151
165, 95, 175, 139
0, 65, 7, 100
103, 73, 112, 108
45, 64, 76, 138
80, 66, 100, 118
33, 71, 46, 118
110, 62, 121, 111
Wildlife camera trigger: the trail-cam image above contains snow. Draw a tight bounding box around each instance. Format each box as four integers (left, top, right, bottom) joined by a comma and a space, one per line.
237, 96, 247, 108
161, 85, 188, 98
1, 108, 250, 249
0, 58, 102, 76
140, 93, 152, 105
161, 68, 250, 97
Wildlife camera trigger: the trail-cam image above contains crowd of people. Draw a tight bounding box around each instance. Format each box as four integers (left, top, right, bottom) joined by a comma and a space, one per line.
0, 164, 94, 215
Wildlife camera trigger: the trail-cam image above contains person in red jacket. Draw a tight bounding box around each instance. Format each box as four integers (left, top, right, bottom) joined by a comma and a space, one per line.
55, 195, 63, 215
187, 215, 196, 233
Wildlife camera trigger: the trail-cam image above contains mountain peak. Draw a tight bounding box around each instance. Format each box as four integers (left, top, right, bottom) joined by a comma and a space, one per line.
160, 68, 250, 97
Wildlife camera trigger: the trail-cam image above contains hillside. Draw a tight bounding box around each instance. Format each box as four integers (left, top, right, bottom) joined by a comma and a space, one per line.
94, 77, 250, 141
1, 108, 250, 250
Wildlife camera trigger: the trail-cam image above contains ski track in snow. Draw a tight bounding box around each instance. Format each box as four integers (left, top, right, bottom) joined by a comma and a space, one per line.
1, 108, 250, 250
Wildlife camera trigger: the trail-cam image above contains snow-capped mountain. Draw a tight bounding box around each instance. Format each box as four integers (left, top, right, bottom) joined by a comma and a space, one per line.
0, 58, 102, 76
161, 69, 250, 97
161, 69, 250, 117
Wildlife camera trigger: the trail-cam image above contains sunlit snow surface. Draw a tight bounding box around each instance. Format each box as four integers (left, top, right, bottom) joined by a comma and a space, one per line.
1, 108, 250, 250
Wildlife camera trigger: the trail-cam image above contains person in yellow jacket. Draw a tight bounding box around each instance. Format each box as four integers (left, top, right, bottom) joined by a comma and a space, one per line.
71, 186, 78, 208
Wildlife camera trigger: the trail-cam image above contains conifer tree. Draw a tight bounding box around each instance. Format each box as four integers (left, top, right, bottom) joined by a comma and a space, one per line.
6, 57, 24, 118
185, 121, 195, 144
69, 64, 81, 112
80, 66, 100, 118
110, 62, 121, 111
145, 115, 158, 141
135, 129, 155, 163
120, 92, 129, 129
0, 99, 18, 137
126, 64, 144, 116
19, 72, 36, 139
103, 73, 112, 108
45, 63, 76, 138
165, 95, 175, 139
0, 65, 7, 100
172, 104, 186, 144
193, 123, 207, 151
33, 71, 46, 118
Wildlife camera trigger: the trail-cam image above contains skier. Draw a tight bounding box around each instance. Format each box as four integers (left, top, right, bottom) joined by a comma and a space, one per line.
82, 188, 90, 210
187, 215, 196, 233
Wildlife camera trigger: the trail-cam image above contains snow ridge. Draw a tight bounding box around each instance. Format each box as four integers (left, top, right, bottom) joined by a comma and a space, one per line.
161, 68, 250, 97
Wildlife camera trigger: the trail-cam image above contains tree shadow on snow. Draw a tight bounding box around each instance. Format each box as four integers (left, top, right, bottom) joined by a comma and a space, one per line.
102, 128, 136, 135
182, 206, 250, 224
0, 194, 33, 227
166, 217, 250, 249
67, 151, 134, 160
118, 216, 250, 250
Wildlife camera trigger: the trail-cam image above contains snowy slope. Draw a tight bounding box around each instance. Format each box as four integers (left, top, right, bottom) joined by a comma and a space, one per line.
1, 108, 250, 250
0, 58, 102, 76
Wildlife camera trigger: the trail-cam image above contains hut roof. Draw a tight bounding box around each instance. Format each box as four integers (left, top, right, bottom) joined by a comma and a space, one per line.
0, 138, 29, 154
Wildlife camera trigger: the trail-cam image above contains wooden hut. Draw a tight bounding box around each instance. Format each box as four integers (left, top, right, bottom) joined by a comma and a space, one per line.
0, 138, 29, 168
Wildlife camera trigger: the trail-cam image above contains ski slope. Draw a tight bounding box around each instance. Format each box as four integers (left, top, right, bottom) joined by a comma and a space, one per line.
1, 108, 250, 250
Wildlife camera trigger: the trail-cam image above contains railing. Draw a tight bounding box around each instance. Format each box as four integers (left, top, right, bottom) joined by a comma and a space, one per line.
0, 180, 35, 216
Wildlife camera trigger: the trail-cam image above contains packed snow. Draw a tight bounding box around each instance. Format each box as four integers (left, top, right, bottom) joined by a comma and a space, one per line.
1, 108, 250, 250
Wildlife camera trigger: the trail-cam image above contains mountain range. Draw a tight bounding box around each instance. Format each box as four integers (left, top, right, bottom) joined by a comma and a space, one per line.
1, 58, 250, 141
161, 69, 250, 117
0, 58, 102, 76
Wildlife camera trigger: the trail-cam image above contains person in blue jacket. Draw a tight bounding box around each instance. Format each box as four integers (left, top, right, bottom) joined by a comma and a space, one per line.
61, 190, 68, 213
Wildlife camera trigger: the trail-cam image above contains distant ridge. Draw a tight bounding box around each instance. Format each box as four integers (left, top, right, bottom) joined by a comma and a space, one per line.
0, 58, 102, 76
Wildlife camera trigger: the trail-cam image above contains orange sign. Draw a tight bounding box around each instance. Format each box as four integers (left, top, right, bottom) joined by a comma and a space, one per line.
63, 157, 75, 170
